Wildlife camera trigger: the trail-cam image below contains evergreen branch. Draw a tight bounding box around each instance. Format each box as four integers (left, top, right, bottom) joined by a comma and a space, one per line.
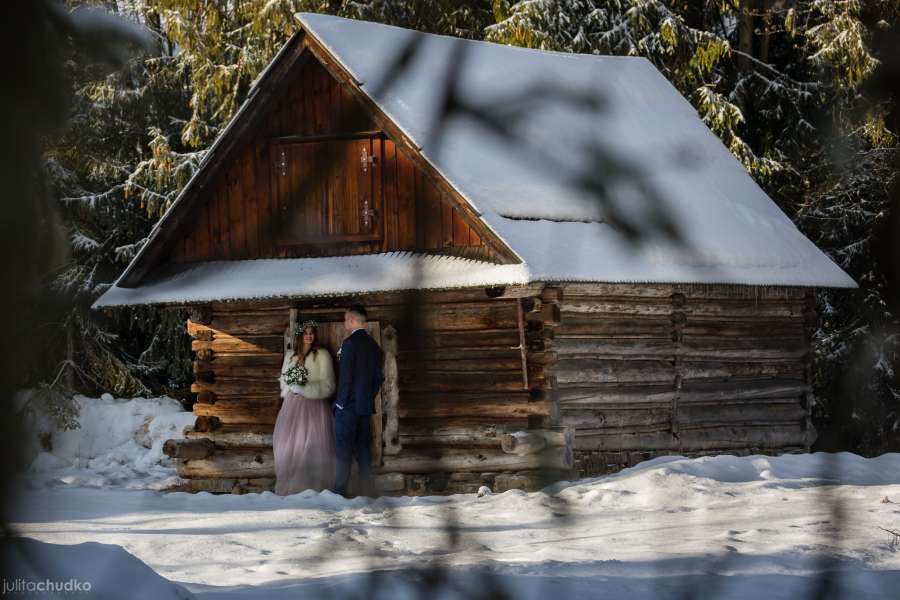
59, 183, 126, 206
730, 48, 821, 91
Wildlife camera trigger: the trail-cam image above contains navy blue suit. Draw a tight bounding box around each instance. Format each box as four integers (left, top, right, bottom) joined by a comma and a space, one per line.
332, 328, 384, 496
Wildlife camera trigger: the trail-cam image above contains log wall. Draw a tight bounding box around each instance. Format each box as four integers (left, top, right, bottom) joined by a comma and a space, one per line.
547, 283, 816, 476
172, 286, 563, 495
167, 282, 817, 495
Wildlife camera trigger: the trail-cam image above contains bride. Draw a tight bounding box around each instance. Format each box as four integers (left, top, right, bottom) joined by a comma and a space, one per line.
273, 320, 336, 495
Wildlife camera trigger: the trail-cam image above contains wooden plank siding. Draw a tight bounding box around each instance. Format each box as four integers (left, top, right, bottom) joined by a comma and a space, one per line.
168, 55, 493, 264
546, 283, 816, 477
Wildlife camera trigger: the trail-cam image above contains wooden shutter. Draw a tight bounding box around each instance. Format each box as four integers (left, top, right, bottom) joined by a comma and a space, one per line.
272, 134, 383, 246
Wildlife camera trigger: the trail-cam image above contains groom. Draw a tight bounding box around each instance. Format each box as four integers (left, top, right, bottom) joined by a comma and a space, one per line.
332, 304, 384, 497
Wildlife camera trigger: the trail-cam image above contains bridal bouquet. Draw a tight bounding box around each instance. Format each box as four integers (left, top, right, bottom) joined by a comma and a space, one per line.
282, 362, 310, 386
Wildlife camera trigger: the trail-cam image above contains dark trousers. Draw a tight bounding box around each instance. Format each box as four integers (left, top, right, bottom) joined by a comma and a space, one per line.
333, 407, 372, 496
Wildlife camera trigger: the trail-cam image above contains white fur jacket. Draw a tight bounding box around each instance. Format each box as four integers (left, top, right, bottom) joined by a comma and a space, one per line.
279, 348, 336, 401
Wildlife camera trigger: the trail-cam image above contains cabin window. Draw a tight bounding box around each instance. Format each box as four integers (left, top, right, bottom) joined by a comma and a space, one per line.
271, 134, 383, 245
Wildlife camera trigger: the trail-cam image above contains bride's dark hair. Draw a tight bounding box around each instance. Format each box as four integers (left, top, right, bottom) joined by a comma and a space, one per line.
296, 325, 322, 358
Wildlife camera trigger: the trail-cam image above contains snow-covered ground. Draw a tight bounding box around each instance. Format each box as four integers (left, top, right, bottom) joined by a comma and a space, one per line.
8, 395, 900, 599
19, 391, 195, 490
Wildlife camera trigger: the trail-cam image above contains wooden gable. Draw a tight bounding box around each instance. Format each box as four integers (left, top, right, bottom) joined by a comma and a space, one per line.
164, 48, 504, 266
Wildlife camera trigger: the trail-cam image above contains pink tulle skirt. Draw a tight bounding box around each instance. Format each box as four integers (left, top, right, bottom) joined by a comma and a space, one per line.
273, 391, 336, 495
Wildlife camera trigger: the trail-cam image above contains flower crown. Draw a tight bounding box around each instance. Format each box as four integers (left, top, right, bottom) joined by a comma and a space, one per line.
292, 319, 319, 337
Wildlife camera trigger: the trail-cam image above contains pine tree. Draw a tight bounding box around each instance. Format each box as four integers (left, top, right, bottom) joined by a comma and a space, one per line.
341, 0, 494, 38
795, 0, 900, 452
42, 1, 198, 401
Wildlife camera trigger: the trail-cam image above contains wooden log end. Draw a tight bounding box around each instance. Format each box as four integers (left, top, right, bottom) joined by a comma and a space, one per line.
186, 323, 214, 341
194, 415, 222, 432
500, 431, 548, 455
164, 437, 215, 460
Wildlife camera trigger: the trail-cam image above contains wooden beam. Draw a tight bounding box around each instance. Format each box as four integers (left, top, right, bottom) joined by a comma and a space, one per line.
382, 325, 401, 455
184, 425, 273, 448
399, 421, 530, 448
398, 394, 549, 419
286, 307, 298, 352
177, 449, 274, 479
271, 130, 383, 143
379, 446, 572, 474
517, 298, 529, 389
500, 428, 571, 455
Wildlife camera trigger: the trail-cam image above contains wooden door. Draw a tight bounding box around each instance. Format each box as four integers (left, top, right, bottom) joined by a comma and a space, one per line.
309, 321, 384, 468
272, 136, 383, 246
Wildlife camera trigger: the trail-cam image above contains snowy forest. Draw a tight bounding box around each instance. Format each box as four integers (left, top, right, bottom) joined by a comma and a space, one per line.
31, 0, 900, 458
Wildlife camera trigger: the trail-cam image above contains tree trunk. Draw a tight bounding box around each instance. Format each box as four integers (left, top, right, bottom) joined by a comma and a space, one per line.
737, 1, 756, 70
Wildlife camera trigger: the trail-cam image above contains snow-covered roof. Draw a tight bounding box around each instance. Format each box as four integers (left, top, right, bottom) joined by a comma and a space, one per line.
92, 253, 529, 307
93, 14, 854, 310
292, 13, 855, 289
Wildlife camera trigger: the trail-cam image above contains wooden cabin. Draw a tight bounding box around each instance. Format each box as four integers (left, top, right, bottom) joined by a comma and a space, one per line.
92, 14, 856, 495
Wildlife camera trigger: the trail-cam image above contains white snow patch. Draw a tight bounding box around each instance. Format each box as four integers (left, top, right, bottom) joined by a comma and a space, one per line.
9, 452, 900, 599
9, 394, 899, 598
21, 393, 194, 490
2, 537, 195, 599
93, 252, 528, 307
